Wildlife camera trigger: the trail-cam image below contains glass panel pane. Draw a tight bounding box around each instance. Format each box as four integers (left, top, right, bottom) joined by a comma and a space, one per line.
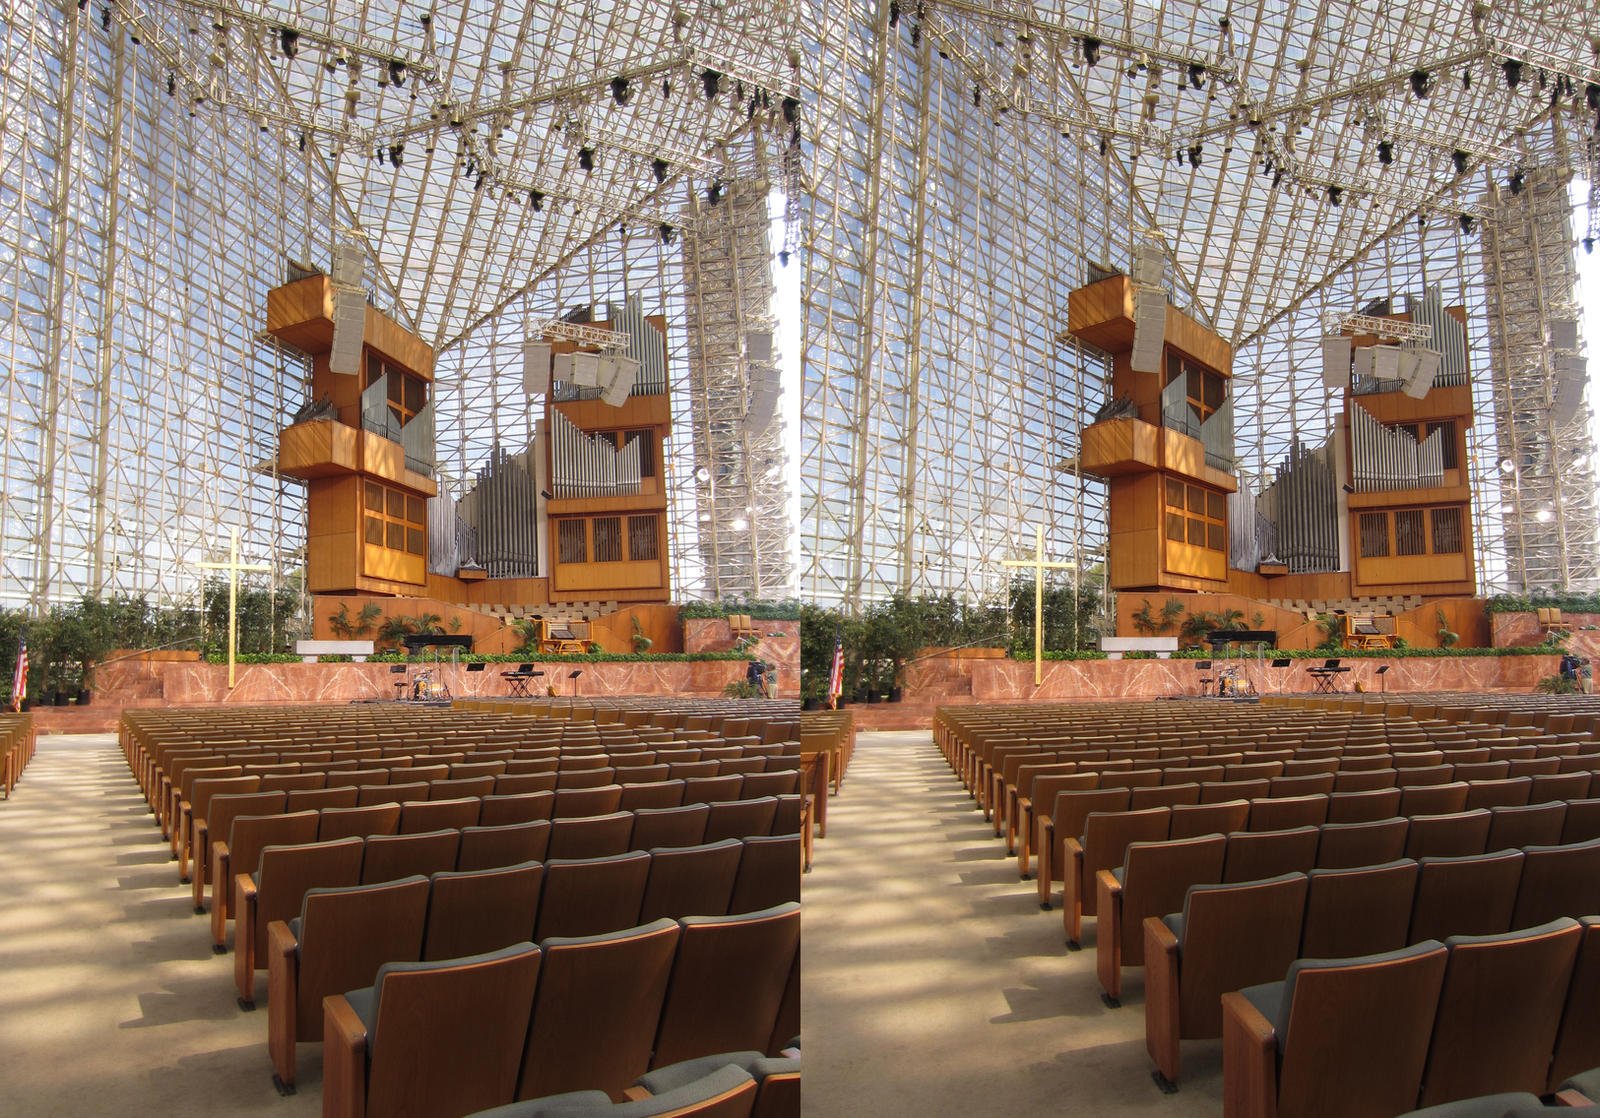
365, 516, 383, 544
558, 520, 587, 564
628, 515, 659, 561
1166, 478, 1184, 508
406, 527, 424, 555
386, 488, 405, 518
1207, 490, 1225, 519
594, 517, 622, 562
1207, 522, 1224, 551
365, 482, 383, 512
1188, 518, 1206, 545
1395, 509, 1426, 555
1166, 512, 1186, 541
1431, 507, 1463, 554
406, 495, 425, 524
1187, 485, 1204, 513
1203, 373, 1224, 411
387, 376, 403, 405
403, 376, 424, 413
386, 521, 405, 550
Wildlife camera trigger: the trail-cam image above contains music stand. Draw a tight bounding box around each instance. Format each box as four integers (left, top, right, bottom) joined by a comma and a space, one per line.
568, 669, 582, 697
1375, 664, 1390, 693
1270, 657, 1291, 694
389, 662, 408, 701
1196, 660, 1213, 696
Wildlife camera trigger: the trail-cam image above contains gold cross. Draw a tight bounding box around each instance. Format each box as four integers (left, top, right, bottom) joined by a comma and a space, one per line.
999, 526, 1078, 686
195, 527, 272, 689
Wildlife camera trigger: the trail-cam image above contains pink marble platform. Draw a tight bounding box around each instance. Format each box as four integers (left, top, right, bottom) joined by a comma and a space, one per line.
91, 657, 789, 708
1494, 612, 1600, 662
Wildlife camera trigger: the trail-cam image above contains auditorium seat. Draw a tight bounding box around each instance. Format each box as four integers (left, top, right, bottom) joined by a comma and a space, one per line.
620, 780, 688, 811
1405, 810, 1492, 859
729, 835, 801, 914
457, 821, 553, 871
1300, 858, 1418, 959
360, 829, 460, 884
1487, 803, 1568, 851
632, 805, 711, 850
1145, 872, 1308, 1088
236, 835, 366, 1006
209, 809, 321, 948
357, 780, 429, 807
495, 772, 560, 796
1416, 918, 1582, 1107
639, 840, 743, 923
1510, 838, 1600, 929
284, 784, 357, 811
399, 795, 482, 833
553, 785, 624, 819
1168, 799, 1251, 841
1550, 919, 1600, 1091
651, 904, 802, 1069
1326, 786, 1404, 821
704, 797, 778, 844
180, 774, 260, 883
1463, 777, 1534, 811
318, 803, 402, 842
1096, 833, 1226, 1004
516, 921, 682, 1101
632, 1052, 797, 1118
266, 875, 431, 1091
191, 789, 285, 911
1246, 795, 1329, 833
1314, 817, 1409, 869
1063, 806, 1171, 947
1220, 826, 1319, 883
1400, 782, 1471, 817
424, 862, 546, 961
535, 852, 651, 939
469, 1062, 760, 1118
1408, 850, 1524, 944
1221, 940, 1449, 1118
323, 943, 543, 1118
549, 811, 635, 859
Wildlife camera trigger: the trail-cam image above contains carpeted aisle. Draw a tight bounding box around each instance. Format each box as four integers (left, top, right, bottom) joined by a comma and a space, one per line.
802, 730, 1224, 1116
0, 734, 321, 1117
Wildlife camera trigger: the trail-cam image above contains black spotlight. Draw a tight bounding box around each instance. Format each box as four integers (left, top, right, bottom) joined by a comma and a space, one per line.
1099, 136, 1108, 156
1377, 139, 1393, 165
702, 68, 721, 99
530, 190, 544, 211
578, 146, 595, 172
280, 28, 298, 59
611, 76, 630, 105
167, 73, 176, 96
389, 143, 403, 168
659, 223, 675, 245
1409, 70, 1431, 99
1272, 169, 1283, 188
1328, 185, 1342, 206
706, 180, 724, 205
1587, 82, 1600, 111
1462, 71, 1471, 90
1189, 63, 1205, 90
1584, 236, 1594, 254
652, 158, 668, 183
973, 85, 981, 107
1503, 58, 1522, 88
778, 249, 790, 267
100, 5, 109, 30
1452, 149, 1469, 174
889, 0, 899, 27
782, 96, 799, 124
1187, 143, 1202, 167
1082, 36, 1101, 66
1509, 169, 1525, 195
389, 60, 406, 87
662, 78, 671, 97
1459, 213, 1475, 233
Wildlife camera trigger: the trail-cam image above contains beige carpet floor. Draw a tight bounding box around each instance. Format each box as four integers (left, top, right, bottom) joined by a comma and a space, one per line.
0, 734, 322, 1117
801, 730, 1225, 1117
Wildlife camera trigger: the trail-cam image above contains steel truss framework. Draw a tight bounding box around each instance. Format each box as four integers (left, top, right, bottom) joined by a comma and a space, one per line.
0, 0, 802, 611
802, 0, 1600, 610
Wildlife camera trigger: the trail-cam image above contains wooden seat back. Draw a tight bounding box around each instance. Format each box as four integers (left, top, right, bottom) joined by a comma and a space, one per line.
1300, 859, 1418, 959
1408, 849, 1524, 943
423, 862, 545, 961
1222, 826, 1320, 884
1511, 837, 1600, 929
639, 839, 744, 924
549, 811, 635, 860
456, 821, 552, 872
360, 829, 460, 884
1315, 817, 1409, 869
1487, 803, 1568, 851
1169, 799, 1250, 840
535, 851, 651, 940
319, 802, 402, 842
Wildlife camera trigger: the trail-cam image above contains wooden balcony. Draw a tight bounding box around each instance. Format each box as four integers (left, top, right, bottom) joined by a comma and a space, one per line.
275, 419, 437, 497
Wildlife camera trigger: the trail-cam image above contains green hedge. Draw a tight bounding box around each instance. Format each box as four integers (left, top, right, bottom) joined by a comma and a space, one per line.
207, 650, 753, 665
677, 599, 801, 621
1485, 593, 1600, 615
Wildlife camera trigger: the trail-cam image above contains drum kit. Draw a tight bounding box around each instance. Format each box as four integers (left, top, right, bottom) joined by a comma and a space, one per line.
410, 669, 448, 702
1213, 664, 1257, 698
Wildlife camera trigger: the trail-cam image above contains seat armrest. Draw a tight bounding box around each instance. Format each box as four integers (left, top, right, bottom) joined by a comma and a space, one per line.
623, 1087, 653, 1102
1554, 1089, 1595, 1107
1221, 991, 1279, 1118
1145, 917, 1183, 1084
267, 920, 301, 1088
1062, 837, 1087, 942
322, 994, 369, 1118
234, 873, 259, 1005
1036, 817, 1056, 907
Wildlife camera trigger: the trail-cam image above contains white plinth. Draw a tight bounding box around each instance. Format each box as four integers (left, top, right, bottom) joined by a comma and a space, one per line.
295, 639, 377, 663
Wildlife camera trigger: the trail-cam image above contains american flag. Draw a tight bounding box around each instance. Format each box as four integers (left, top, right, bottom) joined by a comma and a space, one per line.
10, 628, 26, 712
826, 626, 844, 710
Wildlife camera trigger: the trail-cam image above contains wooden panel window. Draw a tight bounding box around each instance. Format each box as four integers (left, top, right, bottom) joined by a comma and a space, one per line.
594, 517, 623, 563
1164, 478, 1225, 554
628, 515, 659, 561
1394, 509, 1426, 556
364, 480, 425, 557
1359, 512, 1390, 558
1165, 353, 1226, 424
1431, 507, 1463, 554
557, 519, 587, 564
364, 350, 427, 427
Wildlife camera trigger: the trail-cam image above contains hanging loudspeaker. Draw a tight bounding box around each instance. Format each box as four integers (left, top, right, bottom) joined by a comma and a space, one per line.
1352, 346, 1375, 381
328, 287, 367, 376
1321, 336, 1352, 389
1372, 345, 1401, 382
601, 356, 639, 407
1129, 288, 1167, 373
1400, 347, 1440, 399
571, 352, 601, 387
551, 353, 574, 386
522, 341, 552, 397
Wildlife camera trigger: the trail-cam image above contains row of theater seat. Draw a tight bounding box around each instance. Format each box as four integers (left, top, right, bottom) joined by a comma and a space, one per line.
226, 810, 802, 996
205, 789, 805, 943
0, 711, 34, 798
265, 834, 801, 1089
1041, 787, 1600, 926
1141, 847, 1600, 1087
180, 764, 802, 890
318, 907, 800, 1118
1221, 917, 1600, 1117
1395, 1063, 1600, 1117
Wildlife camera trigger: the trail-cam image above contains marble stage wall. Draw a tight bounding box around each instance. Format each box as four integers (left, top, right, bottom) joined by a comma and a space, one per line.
92, 656, 786, 708
917, 652, 1559, 704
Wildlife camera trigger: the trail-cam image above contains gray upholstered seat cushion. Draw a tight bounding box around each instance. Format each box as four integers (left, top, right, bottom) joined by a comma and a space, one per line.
1161, 912, 1185, 943
465, 1065, 755, 1117
343, 985, 377, 1034
1110, 865, 1126, 885
633, 1051, 767, 1095
1564, 1065, 1600, 1099
1396, 1092, 1551, 1117
1236, 980, 1284, 1047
